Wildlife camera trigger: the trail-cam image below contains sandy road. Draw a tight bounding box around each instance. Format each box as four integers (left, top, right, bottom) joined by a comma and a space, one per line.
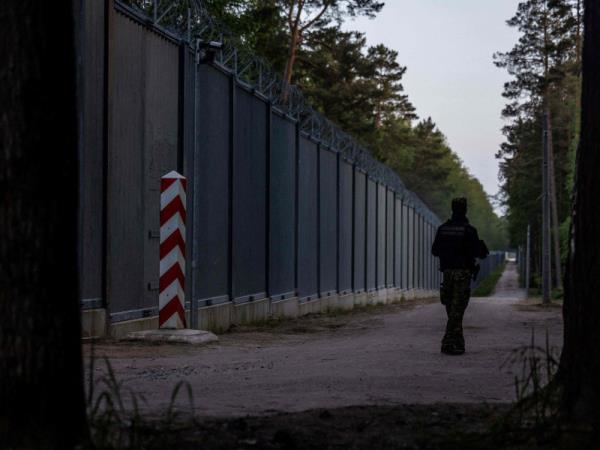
87, 262, 562, 418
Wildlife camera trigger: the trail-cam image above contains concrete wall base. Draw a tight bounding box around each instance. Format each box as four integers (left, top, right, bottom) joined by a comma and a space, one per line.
197, 302, 232, 333
337, 293, 355, 311
271, 297, 299, 319
319, 293, 340, 313
298, 298, 322, 315
81, 308, 107, 338
375, 288, 388, 305
387, 288, 403, 303
90, 287, 441, 339
353, 292, 368, 306
232, 298, 270, 325
109, 315, 159, 338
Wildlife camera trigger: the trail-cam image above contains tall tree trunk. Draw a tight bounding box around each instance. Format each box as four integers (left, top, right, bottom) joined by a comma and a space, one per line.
0, 1, 87, 448
282, 25, 300, 102
546, 110, 563, 289
560, 0, 600, 420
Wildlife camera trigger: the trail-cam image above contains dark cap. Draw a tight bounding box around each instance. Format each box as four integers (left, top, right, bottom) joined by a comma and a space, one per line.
451, 197, 467, 214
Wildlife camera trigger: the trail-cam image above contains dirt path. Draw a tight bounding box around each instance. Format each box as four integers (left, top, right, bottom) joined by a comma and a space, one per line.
87, 262, 562, 418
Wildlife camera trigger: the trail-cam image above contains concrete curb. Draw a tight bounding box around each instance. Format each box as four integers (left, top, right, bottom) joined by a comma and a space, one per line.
124, 329, 218, 345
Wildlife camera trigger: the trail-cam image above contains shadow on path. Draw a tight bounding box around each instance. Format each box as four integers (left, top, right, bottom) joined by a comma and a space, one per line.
87, 263, 562, 418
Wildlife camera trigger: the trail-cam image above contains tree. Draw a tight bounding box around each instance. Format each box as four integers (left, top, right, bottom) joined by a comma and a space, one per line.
280, 0, 383, 97
559, 0, 600, 419
0, 1, 87, 448
494, 0, 580, 289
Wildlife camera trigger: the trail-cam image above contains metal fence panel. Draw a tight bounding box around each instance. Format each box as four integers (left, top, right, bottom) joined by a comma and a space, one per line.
298, 137, 318, 300
108, 14, 179, 320
386, 189, 394, 287
319, 147, 338, 296
194, 66, 230, 305
269, 113, 296, 298
415, 214, 422, 288
338, 160, 353, 293
376, 184, 386, 289
394, 197, 402, 288
182, 47, 196, 310
408, 207, 415, 289
232, 87, 267, 301
366, 179, 377, 291
401, 202, 409, 289
353, 170, 366, 293
79, 0, 106, 310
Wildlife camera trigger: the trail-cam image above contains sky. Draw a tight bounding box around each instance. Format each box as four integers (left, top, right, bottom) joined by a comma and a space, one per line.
344, 0, 521, 204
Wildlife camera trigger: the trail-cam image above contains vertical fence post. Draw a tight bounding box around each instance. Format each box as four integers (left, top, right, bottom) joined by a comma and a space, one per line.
159, 170, 187, 329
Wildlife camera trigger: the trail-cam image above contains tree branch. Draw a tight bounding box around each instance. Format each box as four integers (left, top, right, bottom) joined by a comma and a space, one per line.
300, 0, 332, 32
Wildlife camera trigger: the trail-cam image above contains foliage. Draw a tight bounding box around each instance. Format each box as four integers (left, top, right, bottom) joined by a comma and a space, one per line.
472, 262, 507, 297
87, 352, 196, 449
494, 0, 582, 285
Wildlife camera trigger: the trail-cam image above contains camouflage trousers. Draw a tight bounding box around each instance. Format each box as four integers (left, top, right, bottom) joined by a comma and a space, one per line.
440, 269, 472, 350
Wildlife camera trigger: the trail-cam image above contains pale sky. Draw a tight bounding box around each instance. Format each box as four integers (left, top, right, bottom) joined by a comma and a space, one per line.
345, 0, 521, 205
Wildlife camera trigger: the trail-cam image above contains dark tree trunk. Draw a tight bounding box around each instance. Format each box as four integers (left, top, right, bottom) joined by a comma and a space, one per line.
0, 1, 87, 448
560, 0, 600, 420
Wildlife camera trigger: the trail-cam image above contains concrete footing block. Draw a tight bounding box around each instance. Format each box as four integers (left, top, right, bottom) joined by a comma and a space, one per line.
337, 293, 355, 311
125, 329, 218, 345
319, 294, 339, 313
375, 288, 388, 304
232, 298, 270, 325
81, 308, 107, 338
354, 292, 368, 306
387, 288, 403, 303
271, 297, 299, 319
197, 302, 232, 333
298, 298, 322, 315
109, 315, 159, 338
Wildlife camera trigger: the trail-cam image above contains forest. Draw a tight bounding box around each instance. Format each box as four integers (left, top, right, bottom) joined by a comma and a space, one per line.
199, 0, 508, 249
494, 0, 582, 290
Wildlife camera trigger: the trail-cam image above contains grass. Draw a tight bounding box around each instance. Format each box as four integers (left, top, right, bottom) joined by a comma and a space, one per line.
472, 262, 506, 297
86, 345, 196, 449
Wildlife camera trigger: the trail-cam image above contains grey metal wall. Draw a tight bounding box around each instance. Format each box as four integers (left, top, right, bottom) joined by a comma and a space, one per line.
78, 0, 106, 311
394, 197, 402, 288
270, 113, 296, 299
366, 179, 377, 292
298, 137, 319, 301
353, 170, 367, 293
194, 65, 230, 306
386, 189, 394, 287
232, 87, 267, 302
338, 160, 353, 294
107, 11, 179, 321
319, 147, 338, 297
82, 3, 448, 323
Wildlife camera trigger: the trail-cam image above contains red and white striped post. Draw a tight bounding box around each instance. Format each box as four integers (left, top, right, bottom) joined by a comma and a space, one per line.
159, 170, 187, 329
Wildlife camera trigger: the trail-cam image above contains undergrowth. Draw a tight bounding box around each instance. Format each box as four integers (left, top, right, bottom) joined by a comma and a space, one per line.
488, 329, 597, 448
472, 262, 506, 297
86, 343, 196, 449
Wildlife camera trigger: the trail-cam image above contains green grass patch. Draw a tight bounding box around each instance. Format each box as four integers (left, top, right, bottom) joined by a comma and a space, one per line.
472, 262, 506, 297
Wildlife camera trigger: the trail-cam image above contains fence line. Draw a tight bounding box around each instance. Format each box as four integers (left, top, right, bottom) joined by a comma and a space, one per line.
77, 1, 504, 334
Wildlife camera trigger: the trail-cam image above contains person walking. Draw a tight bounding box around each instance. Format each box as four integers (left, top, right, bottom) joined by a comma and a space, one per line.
431, 198, 488, 355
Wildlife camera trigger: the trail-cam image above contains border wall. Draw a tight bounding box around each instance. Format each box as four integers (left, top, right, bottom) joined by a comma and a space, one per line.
77, 0, 491, 338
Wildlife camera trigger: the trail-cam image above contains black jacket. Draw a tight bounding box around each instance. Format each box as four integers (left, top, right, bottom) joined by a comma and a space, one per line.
431, 214, 488, 271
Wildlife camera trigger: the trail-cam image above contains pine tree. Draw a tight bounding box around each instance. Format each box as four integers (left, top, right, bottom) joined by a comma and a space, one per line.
494, 0, 579, 288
